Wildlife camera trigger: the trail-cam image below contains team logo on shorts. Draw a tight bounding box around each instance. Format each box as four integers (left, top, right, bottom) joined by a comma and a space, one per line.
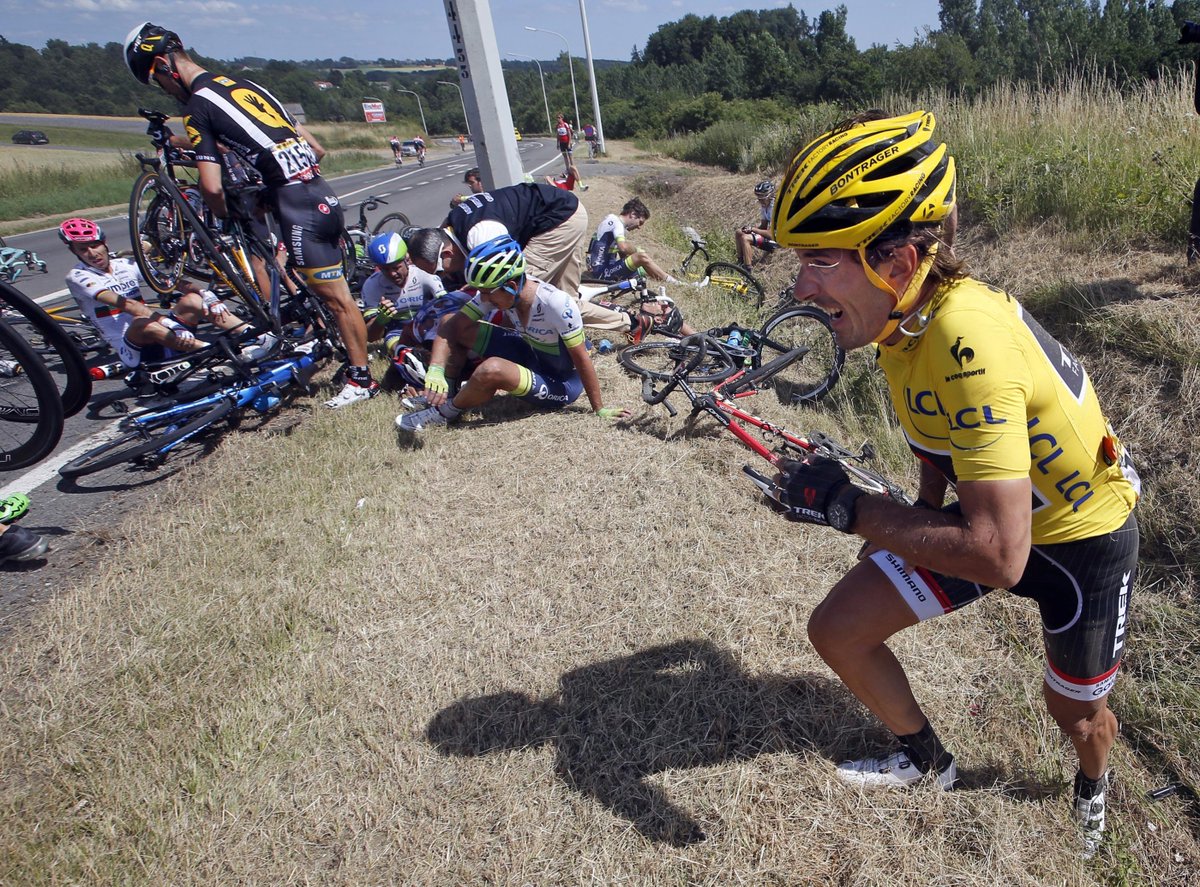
318, 203, 330, 215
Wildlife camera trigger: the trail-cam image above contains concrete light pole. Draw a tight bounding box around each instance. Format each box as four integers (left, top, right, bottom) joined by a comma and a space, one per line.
524, 25, 580, 134
437, 80, 471, 138
506, 52, 552, 136
394, 88, 428, 136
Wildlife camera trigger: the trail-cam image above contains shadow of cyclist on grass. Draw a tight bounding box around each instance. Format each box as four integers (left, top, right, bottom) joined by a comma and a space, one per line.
427, 638, 876, 846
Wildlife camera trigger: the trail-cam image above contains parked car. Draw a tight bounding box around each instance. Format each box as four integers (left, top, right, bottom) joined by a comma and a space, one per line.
11, 130, 49, 145
400, 140, 419, 157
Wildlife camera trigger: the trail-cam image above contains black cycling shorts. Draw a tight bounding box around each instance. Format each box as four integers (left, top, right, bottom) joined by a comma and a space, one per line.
271, 177, 345, 283
869, 509, 1138, 701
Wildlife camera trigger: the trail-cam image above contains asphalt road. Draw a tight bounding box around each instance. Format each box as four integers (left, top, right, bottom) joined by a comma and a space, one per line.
0, 136, 564, 602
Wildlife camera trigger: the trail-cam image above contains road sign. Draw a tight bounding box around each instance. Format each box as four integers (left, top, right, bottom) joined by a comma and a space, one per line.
362, 102, 386, 123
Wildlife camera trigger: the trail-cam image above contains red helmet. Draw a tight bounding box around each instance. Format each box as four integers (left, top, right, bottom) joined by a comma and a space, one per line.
59, 218, 105, 244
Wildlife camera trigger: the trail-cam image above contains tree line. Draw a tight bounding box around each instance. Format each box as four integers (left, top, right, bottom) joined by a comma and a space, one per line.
4, 0, 1200, 138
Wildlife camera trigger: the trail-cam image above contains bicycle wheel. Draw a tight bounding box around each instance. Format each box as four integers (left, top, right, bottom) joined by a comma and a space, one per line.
0, 317, 64, 471
618, 339, 737, 384
0, 282, 92, 417
59, 398, 234, 478
129, 169, 188, 295
704, 261, 764, 309
758, 305, 845, 404
372, 212, 412, 236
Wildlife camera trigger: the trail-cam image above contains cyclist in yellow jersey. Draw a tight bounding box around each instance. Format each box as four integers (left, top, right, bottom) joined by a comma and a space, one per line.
769, 110, 1139, 857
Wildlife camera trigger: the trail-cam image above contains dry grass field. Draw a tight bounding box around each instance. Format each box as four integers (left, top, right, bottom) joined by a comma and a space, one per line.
1, 154, 1198, 885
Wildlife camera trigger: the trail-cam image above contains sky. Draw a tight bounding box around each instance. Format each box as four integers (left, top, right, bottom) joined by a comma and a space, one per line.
2, 0, 943, 63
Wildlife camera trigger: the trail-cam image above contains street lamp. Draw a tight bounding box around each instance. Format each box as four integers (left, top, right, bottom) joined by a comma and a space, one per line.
437, 80, 471, 138
524, 25, 580, 137
506, 52, 552, 135
394, 88, 428, 136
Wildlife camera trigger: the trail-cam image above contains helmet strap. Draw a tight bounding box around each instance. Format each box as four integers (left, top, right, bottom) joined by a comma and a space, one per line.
871, 244, 938, 345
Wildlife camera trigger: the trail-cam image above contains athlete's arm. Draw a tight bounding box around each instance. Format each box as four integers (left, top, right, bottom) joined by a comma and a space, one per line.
94, 287, 154, 319
916, 460, 950, 508
853, 476, 1032, 588
197, 159, 228, 219
297, 123, 326, 162
566, 340, 606, 412
423, 310, 476, 406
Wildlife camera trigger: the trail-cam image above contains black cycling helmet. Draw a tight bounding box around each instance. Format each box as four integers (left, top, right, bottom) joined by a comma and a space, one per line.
123, 22, 184, 85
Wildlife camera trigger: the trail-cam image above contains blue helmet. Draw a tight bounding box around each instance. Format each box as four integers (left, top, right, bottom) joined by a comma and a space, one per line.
367, 232, 408, 267
465, 235, 525, 289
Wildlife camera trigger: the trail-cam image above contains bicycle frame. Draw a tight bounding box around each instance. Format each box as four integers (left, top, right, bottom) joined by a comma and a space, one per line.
639, 336, 909, 502
133, 108, 277, 333
121, 349, 323, 459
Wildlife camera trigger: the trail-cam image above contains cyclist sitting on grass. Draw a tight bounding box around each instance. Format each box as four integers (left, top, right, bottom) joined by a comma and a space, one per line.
586, 198, 678, 284
359, 232, 446, 376
768, 110, 1140, 858
735, 180, 779, 271
60, 218, 260, 370
396, 235, 627, 432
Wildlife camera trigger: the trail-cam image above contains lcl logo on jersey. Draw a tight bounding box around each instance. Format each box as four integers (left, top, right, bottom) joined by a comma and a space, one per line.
231, 88, 291, 130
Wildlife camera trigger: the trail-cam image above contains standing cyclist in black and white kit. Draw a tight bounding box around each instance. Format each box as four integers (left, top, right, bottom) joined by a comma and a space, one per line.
122, 22, 377, 408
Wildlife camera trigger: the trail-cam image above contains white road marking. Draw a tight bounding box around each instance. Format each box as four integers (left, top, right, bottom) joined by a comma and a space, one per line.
0, 420, 124, 497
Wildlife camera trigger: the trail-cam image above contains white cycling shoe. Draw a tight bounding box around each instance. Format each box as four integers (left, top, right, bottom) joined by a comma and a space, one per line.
835, 750, 957, 790
1073, 770, 1108, 859
324, 379, 379, 409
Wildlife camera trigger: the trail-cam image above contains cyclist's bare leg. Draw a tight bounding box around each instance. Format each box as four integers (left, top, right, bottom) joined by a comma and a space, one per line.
1043, 683, 1117, 780
628, 250, 670, 282
448, 356, 521, 409
735, 230, 754, 268
171, 292, 252, 335
806, 557, 927, 737
306, 276, 369, 366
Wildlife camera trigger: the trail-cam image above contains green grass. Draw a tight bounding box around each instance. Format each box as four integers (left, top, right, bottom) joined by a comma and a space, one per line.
0, 155, 142, 225
1, 123, 150, 151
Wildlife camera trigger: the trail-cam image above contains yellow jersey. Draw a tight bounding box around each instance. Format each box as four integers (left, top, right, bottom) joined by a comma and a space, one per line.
876, 277, 1139, 545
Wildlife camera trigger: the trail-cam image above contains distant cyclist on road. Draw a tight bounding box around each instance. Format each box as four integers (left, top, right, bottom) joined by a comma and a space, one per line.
768, 110, 1140, 857
123, 21, 378, 408
413, 134, 426, 166
389, 135, 402, 165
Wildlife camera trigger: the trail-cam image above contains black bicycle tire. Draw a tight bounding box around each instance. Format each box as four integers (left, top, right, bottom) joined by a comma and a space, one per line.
58, 398, 234, 478
0, 282, 93, 418
758, 305, 845, 403
677, 245, 710, 282
704, 261, 765, 309
129, 170, 187, 296
618, 339, 737, 384
0, 317, 64, 470
371, 212, 412, 236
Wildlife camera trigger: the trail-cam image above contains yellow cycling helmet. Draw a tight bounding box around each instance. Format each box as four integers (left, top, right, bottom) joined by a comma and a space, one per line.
772, 110, 956, 340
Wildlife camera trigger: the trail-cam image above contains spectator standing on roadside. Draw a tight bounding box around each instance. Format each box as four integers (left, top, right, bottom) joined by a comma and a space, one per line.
555, 113, 574, 174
